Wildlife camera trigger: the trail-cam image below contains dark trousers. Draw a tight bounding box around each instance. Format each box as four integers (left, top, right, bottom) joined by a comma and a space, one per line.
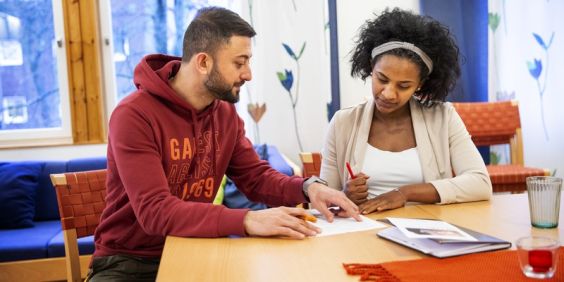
87, 255, 160, 282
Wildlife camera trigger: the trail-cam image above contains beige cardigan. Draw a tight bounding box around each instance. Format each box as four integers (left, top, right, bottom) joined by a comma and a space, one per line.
320, 97, 492, 204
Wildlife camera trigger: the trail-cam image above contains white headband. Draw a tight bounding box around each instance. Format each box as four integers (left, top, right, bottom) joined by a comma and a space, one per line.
371, 41, 433, 75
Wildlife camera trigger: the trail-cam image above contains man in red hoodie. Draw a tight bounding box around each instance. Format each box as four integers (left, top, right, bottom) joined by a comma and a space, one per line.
89, 6, 360, 281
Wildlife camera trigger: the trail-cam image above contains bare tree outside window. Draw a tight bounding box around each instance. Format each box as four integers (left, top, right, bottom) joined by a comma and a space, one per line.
0, 0, 62, 131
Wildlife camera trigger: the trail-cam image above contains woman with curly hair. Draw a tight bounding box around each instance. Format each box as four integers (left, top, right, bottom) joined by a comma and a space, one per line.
320, 8, 491, 214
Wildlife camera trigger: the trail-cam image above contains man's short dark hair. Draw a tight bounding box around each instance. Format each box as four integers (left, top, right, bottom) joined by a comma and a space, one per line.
182, 7, 256, 62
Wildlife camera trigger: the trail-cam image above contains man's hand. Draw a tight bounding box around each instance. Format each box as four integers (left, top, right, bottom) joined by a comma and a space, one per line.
344, 172, 370, 205
243, 207, 321, 239
307, 183, 361, 222
358, 188, 407, 214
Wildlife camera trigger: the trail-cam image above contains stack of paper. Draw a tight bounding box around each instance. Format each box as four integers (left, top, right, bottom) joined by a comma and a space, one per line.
308, 209, 387, 237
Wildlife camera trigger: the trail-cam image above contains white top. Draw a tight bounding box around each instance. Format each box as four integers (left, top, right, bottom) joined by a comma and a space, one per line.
362, 144, 424, 199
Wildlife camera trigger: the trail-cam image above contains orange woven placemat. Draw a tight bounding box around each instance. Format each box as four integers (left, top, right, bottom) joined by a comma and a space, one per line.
344, 247, 564, 282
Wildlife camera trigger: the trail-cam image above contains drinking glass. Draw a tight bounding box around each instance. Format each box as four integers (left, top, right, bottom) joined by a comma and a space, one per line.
516, 236, 559, 279
526, 176, 562, 228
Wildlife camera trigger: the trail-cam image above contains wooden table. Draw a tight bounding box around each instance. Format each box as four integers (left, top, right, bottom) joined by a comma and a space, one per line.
157, 194, 563, 282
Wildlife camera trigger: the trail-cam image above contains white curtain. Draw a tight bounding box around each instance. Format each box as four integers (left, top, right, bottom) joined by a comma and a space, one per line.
489, 0, 564, 176
237, 0, 331, 163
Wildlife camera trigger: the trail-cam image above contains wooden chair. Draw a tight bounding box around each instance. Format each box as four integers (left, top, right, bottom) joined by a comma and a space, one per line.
453, 101, 549, 193
50, 169, 107, 282
299, 152, 322, 178
298, 152, 322, 209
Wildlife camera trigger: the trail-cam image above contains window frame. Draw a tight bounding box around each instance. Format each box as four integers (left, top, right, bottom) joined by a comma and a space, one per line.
0, 0, 73, 148
98, 0, 118, 121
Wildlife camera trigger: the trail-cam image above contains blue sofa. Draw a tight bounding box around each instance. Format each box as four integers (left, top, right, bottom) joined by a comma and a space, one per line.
0, 157, 107, 262
0, 145, 294, 263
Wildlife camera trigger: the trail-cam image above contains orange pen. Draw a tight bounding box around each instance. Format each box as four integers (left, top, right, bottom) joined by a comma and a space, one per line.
297, 213, 318, 223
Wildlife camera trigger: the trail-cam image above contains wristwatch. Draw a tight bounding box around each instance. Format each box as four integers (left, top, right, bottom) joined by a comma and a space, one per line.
302, 176, 328, 201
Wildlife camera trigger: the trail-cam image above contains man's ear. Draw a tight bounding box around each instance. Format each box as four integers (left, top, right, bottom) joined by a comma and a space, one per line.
194, 52, 213, 75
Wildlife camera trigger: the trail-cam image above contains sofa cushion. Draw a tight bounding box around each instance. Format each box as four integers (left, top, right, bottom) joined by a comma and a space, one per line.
47, 233, 95, 258
0, 221, 61, 262
34, 161, 67, 221
262, 145, 293, 176
0, 162, 42, 229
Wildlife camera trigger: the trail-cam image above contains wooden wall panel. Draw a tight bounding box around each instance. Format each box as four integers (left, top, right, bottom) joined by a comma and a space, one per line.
62, 0, 105, 144
80, 0, 104, 142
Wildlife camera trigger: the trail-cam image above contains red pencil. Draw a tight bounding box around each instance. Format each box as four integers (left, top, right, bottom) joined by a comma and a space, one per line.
346, 162, 356, 179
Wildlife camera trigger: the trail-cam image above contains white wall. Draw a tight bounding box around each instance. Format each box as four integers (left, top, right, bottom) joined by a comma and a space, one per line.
336, 0, 420, 109
238, 0, 332, 163
0, 144, 107, 161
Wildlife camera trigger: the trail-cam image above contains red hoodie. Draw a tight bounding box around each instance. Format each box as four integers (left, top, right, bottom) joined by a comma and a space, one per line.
94, 54, 306, 258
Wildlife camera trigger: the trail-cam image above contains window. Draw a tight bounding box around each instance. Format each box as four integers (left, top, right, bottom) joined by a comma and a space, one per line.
0, 0, 242, 148
100, 0, 240, 113
0, 0, 72, 147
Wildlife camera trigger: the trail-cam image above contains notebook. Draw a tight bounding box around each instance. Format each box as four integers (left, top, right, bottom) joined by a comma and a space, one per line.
377, 220, 511, 258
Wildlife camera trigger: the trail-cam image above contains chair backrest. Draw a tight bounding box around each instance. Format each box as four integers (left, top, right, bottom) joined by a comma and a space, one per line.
299, 152, 322, 177
50, 169, 107, 282
452, 101, 524, 165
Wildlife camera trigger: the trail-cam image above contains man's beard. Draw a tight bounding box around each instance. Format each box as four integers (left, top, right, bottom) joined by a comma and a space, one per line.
204, 66, 241, 104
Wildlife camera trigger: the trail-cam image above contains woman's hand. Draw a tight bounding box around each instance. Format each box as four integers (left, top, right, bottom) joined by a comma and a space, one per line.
358, 188, 407, 214
345, 172, 370, 205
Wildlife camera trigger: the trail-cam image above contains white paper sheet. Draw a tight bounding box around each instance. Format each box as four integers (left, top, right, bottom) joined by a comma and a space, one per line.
387, 217, 477, 241
308, 210, 386, 237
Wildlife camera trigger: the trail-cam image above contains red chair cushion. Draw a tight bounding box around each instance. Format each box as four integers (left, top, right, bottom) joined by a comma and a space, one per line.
487, 165, 546, 184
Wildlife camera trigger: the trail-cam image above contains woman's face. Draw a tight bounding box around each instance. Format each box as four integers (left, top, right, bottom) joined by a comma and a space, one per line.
371, 54, 422, 115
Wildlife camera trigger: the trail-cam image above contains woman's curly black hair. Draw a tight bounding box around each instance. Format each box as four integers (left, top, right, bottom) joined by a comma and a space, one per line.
350, 8, 460, 105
